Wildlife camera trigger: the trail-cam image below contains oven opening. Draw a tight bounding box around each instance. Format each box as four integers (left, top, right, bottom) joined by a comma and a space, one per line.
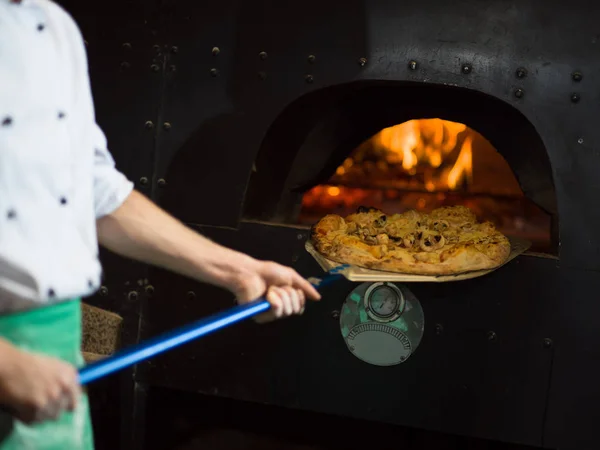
243, 83, 558, 256
299, 119, 552, 253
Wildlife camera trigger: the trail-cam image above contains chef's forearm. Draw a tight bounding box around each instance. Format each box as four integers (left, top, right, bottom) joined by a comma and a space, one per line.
96, 190, 256, 291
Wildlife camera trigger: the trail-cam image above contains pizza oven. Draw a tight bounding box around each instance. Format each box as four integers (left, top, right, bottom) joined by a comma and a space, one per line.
58, 0, 600, 449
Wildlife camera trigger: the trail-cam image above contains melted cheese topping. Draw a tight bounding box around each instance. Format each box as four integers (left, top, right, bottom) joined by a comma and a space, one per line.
316, 206, 506, 261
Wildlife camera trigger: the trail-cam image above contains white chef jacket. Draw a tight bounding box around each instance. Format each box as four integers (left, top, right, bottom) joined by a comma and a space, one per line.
0, 0, 134, 313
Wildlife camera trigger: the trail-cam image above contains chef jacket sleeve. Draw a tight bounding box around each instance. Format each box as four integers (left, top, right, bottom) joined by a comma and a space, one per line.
90, 124, 134, 218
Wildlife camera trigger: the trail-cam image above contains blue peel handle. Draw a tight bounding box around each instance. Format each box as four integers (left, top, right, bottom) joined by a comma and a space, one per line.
78, 268, 347, 385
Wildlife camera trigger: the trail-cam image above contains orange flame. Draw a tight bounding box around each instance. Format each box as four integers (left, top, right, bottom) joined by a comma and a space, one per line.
447, 135, 473, 189
301, 119, 477, 214
376, 119, 471, 189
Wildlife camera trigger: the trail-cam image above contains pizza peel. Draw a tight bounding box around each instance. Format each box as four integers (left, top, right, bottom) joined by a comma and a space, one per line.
305, 235, 531, 282
77, 268, 346, 385
0, 269, 348, 421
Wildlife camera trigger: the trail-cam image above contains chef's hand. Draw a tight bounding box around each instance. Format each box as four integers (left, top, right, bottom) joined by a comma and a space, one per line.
230, 259, 321, 323
0, 340, 80, 424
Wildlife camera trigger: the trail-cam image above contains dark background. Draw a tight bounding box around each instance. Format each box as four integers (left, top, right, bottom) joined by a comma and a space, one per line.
55, 1, 600, 449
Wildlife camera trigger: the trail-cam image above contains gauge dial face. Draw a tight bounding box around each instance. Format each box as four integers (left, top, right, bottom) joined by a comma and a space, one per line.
368, 286, 399, 317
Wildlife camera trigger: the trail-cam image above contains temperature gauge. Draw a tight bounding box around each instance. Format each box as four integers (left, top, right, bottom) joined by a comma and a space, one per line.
341, 282, 424, 366
364, 282, 405, 322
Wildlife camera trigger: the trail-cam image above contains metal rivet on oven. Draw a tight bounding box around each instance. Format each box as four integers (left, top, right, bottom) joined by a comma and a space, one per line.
543, 338, 553, 349
258, 71, 267, 80
297, 234, 305, 240
514, 88, 524, 99
461, 64, 472, 74
145, 120, 154, 130
259, 51, 268, 60
578, 137, 584, 144
571, 93, 580, 103
120, 61, 130, 70
145, 285, 155, 296
99, 286, 108, 296
305, 74, 314, 83
153, 44, 160, 52
157, 178, 166, 187
151, 64, 160, 72
408, 60, 418, 70
515, 67, 527, 79
170, 46, 178, 54
169, 65, 176, 72
187, 291, 196, 300
128, 291, 138, 301
139, 177, 148, 186
435, 324, 443, 335
331, 310, 340, 319
307, 54, 316, 63
572, 71, 582, 82
358, 57, 367, 67
212, 47, 220, 56
122, 42, 132, 50
487, 331, 497, 342
163, 122, 171, 131
210, 68, 218, 77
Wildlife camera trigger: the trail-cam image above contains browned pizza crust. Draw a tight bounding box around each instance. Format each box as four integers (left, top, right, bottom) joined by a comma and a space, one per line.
311, 205, 511, 275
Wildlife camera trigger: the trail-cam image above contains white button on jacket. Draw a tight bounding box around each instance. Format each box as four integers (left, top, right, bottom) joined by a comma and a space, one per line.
0, 0, 134, 313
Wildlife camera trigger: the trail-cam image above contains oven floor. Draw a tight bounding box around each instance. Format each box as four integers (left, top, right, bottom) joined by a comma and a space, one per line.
144, 387, 539, 450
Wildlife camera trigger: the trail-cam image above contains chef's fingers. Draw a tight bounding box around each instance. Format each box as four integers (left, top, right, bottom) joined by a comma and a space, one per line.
32, 390, 62, 423
293, 288, 305, 314
43, 395, 69, 421
280, 286, 301, 315
59, 364, 81, 413
288, 270, 321, 301
265, 286, 284, 318
64, 384, 80, 413
275, 286, 293, 316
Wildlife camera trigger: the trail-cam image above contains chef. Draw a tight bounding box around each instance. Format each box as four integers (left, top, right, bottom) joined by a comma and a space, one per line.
0, 0, 321, 448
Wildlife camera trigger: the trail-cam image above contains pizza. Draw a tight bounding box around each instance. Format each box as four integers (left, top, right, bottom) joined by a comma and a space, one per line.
311, 205, 511, 275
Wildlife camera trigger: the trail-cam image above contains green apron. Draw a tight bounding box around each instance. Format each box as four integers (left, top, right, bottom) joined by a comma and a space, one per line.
0, 299, 94, 450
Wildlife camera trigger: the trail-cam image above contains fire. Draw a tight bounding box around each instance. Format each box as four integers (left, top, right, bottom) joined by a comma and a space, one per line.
447, 135, 473, 189
298, 119, 552, 254
376, 119, 472, 189
327, 186, 341, 197
301, 119, 479, 215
